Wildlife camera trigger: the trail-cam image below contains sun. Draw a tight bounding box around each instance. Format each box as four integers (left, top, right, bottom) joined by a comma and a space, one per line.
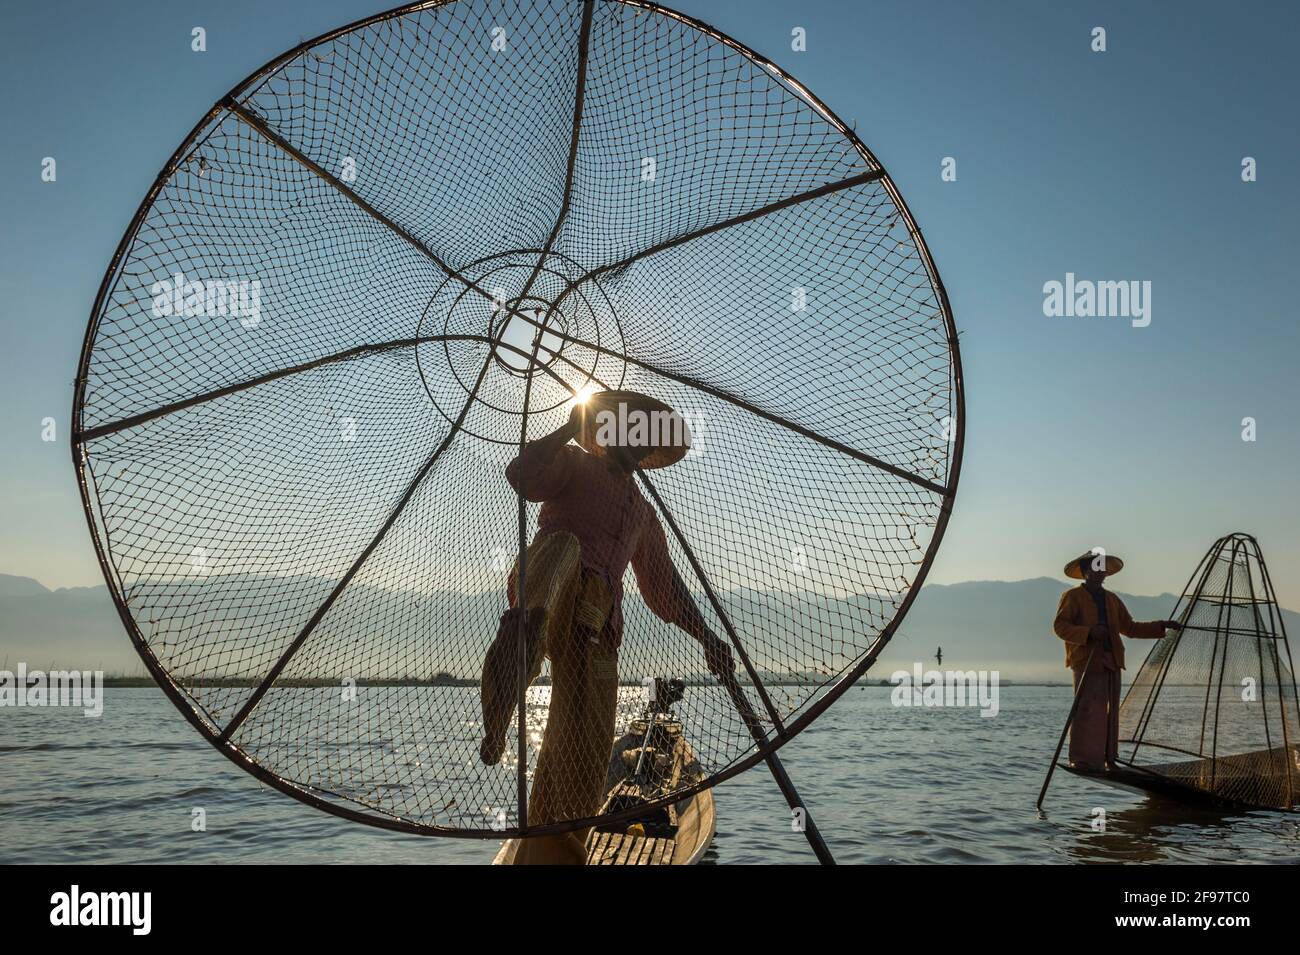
571, 384, 599, 407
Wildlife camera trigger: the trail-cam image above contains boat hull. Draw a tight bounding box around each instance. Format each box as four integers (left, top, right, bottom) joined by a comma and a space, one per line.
1060, 752, 1300, 814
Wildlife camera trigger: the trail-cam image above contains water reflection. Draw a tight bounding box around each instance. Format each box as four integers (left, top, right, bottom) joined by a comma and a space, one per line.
1046, 791, 1299, 863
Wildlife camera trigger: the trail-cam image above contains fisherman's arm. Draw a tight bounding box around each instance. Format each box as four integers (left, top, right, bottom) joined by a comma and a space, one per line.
1117, 600, 1181, 639
667, 570, 735, 677
504, 408, 581, 501
631, 519, 735, 677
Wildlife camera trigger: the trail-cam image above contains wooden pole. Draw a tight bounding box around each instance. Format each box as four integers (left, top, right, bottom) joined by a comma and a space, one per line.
635, 474, 834, 864
1036, 644, 1097, 810
713, 666, 835, 864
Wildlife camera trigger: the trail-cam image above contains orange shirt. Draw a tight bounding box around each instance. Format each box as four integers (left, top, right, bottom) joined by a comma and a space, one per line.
506, 445, 682, 645
1052, 585, 1166, 670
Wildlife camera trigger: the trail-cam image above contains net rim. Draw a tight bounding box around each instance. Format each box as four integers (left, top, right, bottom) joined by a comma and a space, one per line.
70, 0, 966, 838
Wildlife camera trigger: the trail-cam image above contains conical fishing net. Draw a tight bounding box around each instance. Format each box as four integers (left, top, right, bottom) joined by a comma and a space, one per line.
73, 0, 962, 836
1118, 533, 1300, 810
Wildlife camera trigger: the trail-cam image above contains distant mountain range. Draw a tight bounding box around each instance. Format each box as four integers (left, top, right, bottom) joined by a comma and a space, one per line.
3, 573, 1295, 683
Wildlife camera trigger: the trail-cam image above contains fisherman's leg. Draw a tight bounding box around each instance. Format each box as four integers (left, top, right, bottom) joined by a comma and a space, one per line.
568, 629, 619, 851
531, 571, 613, 807
1068, 663, 1107, 771
515, 624, 591, 865
479, 606, 546, 764
1103, 668, 1121, 768
517, 571, 613, 864
573, 571, 618, 811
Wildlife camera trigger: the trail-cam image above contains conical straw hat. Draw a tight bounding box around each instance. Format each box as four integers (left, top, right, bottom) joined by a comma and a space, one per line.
573, 390, 690, 469
1064, 551, 1124, 579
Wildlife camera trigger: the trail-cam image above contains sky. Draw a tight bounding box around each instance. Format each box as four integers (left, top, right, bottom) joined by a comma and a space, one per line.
1, 0, 1298, 607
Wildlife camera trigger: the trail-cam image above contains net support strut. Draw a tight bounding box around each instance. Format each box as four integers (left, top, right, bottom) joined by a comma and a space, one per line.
514, 316, 948, 496
217, 331, 517, 743
76, 334, 542, 443
221, 96, 519, 314
549, 167, 887, 317
636, 473, 836, 864
1126, 541, 1216, 762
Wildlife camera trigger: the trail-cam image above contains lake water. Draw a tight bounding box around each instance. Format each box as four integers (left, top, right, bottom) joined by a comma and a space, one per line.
3, 686, 1297, 864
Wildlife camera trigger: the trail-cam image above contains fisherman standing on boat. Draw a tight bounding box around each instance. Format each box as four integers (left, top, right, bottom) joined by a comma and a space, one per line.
478, 390, 735, 864
1053, 551, 1182, 771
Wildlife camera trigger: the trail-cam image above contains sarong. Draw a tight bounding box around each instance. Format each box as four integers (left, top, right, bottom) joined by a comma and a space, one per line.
490, 531, 617, 864
1069, 651, 1120, 770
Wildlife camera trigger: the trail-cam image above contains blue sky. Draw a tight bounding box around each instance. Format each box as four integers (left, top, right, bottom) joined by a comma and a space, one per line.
1, 0, 1298, 606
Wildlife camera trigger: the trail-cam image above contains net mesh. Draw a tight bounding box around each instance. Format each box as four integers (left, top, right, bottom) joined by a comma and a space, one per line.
74, 0, 960, 836
1118, 534, 1300, 810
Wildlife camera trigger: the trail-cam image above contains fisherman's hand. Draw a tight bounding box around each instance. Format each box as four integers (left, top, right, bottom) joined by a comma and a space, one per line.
700, 630, 734, 677
1160, 620, 1184, 632
566, 402, 585, 435
1088, 624, 1110, 642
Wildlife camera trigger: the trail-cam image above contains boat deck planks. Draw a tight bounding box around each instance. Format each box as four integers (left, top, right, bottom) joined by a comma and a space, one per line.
587, 830, 673, 865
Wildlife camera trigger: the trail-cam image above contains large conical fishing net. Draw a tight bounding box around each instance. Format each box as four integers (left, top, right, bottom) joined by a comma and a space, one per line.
1118, 533, 1300, 810
73, 0, 962, 836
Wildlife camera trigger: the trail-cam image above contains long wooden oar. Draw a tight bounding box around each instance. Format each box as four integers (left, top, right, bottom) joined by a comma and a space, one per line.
1036, 644, 1097, 809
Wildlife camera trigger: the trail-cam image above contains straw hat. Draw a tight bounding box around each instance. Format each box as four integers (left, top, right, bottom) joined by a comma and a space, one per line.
573, 390, 690, 469
1064, 551, 1124, 579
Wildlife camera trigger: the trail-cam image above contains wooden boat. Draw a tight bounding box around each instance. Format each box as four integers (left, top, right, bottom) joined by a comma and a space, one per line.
1059, 762, 1244, 810
1060, 743, 1300, 813
494, 680, 715, 865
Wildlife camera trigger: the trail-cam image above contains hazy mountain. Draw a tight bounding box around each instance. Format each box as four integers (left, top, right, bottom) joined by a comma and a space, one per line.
0, 574, 53, 598
0, 575, 136, 673
2, 573, 1294, 683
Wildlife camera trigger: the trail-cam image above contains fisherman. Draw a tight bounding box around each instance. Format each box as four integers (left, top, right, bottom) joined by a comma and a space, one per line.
478, 390, 734, 864
1053, 551, 1182, 771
